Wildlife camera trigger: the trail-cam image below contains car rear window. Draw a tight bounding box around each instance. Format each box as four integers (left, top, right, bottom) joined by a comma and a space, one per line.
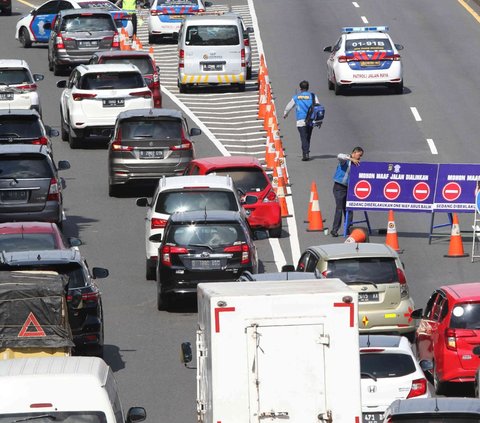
209, 168, 268, 192
100, 57, 154, 75
0, 234, 57, 251
361, 352, 416, 378
0, 154, 53, 178
0, 68, 32, 85
389, 416, 480, 422
0, 116, 43, 140
345, 38, 392, 51
81, 72, 145, 90
167, 222, 246, 246
0, 411, 107, 423
61, 15, 115, 32
156, 191, 238, 214
327, 257, 398, 284
186, 25, 240, 46
450, 303, 480, 329
78, 1, 118, 10
7, 263, 87, 289
120, 119, 181, 140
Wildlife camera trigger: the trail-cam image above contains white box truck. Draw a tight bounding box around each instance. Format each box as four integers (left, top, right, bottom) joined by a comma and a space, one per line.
184, 279, 362, 423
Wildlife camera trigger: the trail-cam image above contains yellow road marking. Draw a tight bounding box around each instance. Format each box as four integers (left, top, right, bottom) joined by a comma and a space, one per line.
458, 0, 480, 23
16, 0, 36, 7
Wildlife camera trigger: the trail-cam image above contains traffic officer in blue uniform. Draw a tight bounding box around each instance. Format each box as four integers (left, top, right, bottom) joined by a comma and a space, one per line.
283, 80, 320, 161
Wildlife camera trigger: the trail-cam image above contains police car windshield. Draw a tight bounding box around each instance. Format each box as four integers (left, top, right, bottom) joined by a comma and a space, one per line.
345, 38, 392, 51
186, 25, 240, 46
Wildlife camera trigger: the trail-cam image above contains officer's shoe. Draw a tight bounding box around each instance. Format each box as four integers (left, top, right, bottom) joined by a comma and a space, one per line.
302, 154, 310, 161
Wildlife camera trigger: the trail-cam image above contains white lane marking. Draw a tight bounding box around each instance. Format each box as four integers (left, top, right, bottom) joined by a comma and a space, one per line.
361, 16, 369, 23
208, 126, 265, 130
230, 150, 264, 155
189, 104, 256, 110
352, 2, 360, 7
217, 137, 266, 142
201, 120, 261, 125
161, 86, 230, 156
177, 93, 259, 98
224, 144, 265, 148
427, 138, 438, 155
410, 107, 422, 121
214, 131, 265, 136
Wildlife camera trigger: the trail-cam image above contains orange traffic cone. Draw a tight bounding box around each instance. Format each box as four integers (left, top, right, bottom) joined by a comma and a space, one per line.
385, 210, 402, 252
445, 213, 469, 258
149, 46, 155, 60
277, 184, 291, 218
264, 135, 276, 169
345, 228, 367, 243
305, 181, 317, 223
258, 93, 267, 120
307, 186, 324, 232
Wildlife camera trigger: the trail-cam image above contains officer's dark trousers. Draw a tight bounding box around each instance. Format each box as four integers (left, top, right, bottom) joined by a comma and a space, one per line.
332, 182, 352, 234
297, 125, 313, 156
131, 13, 137, 36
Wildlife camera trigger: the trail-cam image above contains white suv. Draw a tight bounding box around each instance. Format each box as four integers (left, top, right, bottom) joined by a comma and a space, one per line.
0, 60, 44, 115
136, 174, 243, 280
57, 64, 154, 149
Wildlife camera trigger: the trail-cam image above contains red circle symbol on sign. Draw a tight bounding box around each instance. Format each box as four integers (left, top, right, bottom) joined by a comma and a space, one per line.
413, 182, 430, 202
384, 181, 401, 201
442, 182, 461, 202
354, 180, 371, 200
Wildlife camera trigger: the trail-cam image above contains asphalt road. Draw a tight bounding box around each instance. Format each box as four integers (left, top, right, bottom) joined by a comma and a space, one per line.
2, 0, 480, 420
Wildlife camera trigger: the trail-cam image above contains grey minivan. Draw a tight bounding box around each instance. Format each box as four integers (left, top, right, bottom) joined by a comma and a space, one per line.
107, 109, 201, 196
0, 145, 70, 226
47, 9, 119, 76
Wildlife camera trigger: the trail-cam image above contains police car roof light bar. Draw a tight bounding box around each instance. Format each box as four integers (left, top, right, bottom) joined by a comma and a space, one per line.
342, 26, 389, 33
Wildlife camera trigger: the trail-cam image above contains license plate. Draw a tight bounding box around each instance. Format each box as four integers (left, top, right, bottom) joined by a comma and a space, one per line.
79, 40, 99, 47
139, 150, 164, 159
0, 92, 14, 101
169, 14, 184, 19
203, 63, 223, 71
360, 61, 380, 67
102, 98, 125, 107
0, 190, 28, 202
362, 412, 383, 423
358, 292, 380, 302
191, 259, 221, 270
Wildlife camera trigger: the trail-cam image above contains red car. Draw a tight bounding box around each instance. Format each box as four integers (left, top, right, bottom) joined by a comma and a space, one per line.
0, 222, 81, 251
413, 282, 480, 395
184, 156, 282, 237
89, 50, 162, 108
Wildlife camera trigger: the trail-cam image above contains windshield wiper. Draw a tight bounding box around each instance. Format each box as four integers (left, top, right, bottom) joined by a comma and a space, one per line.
12, 414, 57, 423
361, 372, 377, 382
345, 280, 378, 289
0, 133, 20, 138
189, 244, 214, 252
96, 85, 115, 89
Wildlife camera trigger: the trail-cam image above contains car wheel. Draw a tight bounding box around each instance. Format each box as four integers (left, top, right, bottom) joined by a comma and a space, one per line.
108, 183, 121, 197
146, 259, 156, 280
246, 65, 252, 80
328, 78, 334, 91
334, 82, 342, 95
405, 331, 416, 343
178, 83, 187, 94
148, 34, 157, 44
60, 109, 68, 141
434, 366, 446, 396
269, 223, 282, 238
475, 373, 479, 398
19, 27, 32, 48
68, 126, 82, 149
393, 81, 404, 94
3, 7, 11, 15
48, 55, 53, 72
237, 83, 246, 92
53, 62, 64, 77
157, 284, 168, 311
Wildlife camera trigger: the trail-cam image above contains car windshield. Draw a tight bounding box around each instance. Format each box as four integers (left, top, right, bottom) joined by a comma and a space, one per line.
120, 119, 181, 140
156, 191, 238, 214
186, 25, 240, 46
78, 1, 118, 10
0, 69, 32, 86
450, 303, 480, 329
345, 38, 392, 51
167, 222, 246, 247
0, 411, 106, 423
61, 15, 115, 32
361, 352, 416, 378
0, 234, 57, 251
0, 155, 53, 179
81, 72, 145, 90
100, 57, 154, 75
326, 257, 398, 284
210, 168, 268, 192
0, 116, 43, 139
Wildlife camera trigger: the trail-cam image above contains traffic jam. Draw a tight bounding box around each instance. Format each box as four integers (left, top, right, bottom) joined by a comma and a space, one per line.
1, 0, 480, 422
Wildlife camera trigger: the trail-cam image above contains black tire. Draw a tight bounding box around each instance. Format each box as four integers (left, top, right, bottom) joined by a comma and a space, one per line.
19, 27, 32, 48
393, 81, 404, 94
108, 183, 120, 197
4, 7, 11, 15
269, 223, 282, 238
328, 78, 334, 91
60, 109, 68, 141
237, 83, 246, 92
405, 331, 416, 343
246, 65, 252, 80
53, 61, 64, 77
334, 82, 342, 96
434, 366, 446, 396
146, 259, 156, 280
157, 284, 168, 311
178, 83, 187, 94
148, 34, 157, 44
48, 55, 53, 72
68, 126, 82, 149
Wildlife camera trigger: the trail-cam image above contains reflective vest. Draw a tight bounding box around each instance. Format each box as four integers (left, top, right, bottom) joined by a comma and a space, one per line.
293, 91, 314, 121
122, 0, 136, 12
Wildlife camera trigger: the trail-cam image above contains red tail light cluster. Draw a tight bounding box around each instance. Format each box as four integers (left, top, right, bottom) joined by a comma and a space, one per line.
263, 189, 277, 202
72, 93, 97, 101
151, 218, 168, 229
161, 245, 188, 266
130, 90, 152, 98
397, 267, 409, 298
112, 33, 120, 48
150, 9, 161, 15
47, 178, 60, 201
55, 35, 66, 49
170, 129, 192, 151
179, 49, 184, 68
31, 137, 49, 145
241, 48, 245, 67
111, 129, 133, 152
224, 244, 250, 264
406, 378, 427, 398
67, 291, 99, 302
16, 83, 37, 92
445, 328, 477, 351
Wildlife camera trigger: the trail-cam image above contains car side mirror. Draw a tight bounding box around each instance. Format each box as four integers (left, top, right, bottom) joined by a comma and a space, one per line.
47, 127, 60, 137
190, 127, 201, 136
253, 230, 268, 240
281, 264, 295, 272
473, 346, 480, 356
57, 160, 71, 171
56, 80, 67, 88
242, 195, 257, 205
68, 237, 82, 247
246, 26, 254, 34
323, 46, 332, 52
136, 197, 149, 207
395, 43, 404, 51
419, 359, 433, 372
181, 342, 192, 364
60, 177, 66, 190
92, 267, 109, 279
43, 22, 52, 30
126, 407, 146, 423
33, 74, 44, 82
410, 308, 423, 319
149, 233, 162, 243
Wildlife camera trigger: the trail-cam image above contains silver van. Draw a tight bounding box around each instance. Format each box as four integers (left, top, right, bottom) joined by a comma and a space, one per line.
177, 13, 253, 93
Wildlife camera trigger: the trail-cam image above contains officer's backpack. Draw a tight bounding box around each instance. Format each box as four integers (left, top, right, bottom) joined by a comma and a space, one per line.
305, 93, 325, 128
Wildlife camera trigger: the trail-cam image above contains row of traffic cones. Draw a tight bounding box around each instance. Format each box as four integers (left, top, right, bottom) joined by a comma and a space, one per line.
119, 27, 146, 51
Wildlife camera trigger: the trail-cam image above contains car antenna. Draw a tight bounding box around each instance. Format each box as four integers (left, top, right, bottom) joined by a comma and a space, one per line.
356, 242, 359, 251
36, 254, 42, 261
367, 334, 370, 347
434, 397, 439, 412
204, 205, 207, 222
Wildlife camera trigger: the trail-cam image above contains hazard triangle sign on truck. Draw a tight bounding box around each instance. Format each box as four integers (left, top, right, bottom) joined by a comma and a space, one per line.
18, 312, 46, 337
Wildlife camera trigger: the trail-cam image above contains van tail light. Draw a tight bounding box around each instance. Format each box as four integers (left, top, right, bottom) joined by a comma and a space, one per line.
224, 244, 250, 265
31, 137, 49, 145
151, 218, 167, 229
243, 37, 250, 47
241, 48, 245, 67
55, 35, 65, 49
397, 268, 408, 298
72, 93, 97, 101
111, 129, 133, 151
47, 178, 60, 201
263, 189, 277, 202
407, 378, 427, 398
170, 129, 192, 151
179, 49, 184, 68
30, 403, 53, 409
130, 90, 152, 98
161, 245, 188, 266
16, 83, 37, 92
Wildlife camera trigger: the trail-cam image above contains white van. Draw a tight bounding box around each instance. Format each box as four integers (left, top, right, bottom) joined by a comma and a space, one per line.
177, 13, 252, 93
0, 356, 146, 423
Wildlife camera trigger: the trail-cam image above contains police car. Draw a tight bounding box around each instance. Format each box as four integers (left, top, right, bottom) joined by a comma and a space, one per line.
15, 0, 133, 48
147, 0, 206, 43
323, 26, 404, 95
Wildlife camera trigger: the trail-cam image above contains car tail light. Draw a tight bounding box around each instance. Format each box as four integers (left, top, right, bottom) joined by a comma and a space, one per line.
67, 291, 99, 302
244, 37, 250, 47
112, 33, 120, 48
31, 137, 49, 145
179, 49, 184, 68
385, 54, 401, 61
150, 9, 160, 15
111, 129, 133, 151
338, 55, 348, 63
241, 48, 245, 67
263, 189, 277, 202
72, 93, 97, 101
30, 404, 53, 409
359, 348, 384, 353
197, 8, 205, 12
55, 35, 65, 49
446, 328, 457, 350
130, 90, 152, 98
151, 218, 167, 229
397, 268, 408, 298
407, 378, 427, 398
47, 178, 60, 201
170, 129, 192, 150
161, 245, 188, 266
152, 73, 160, 86
16, 83, 37, 92
223, 244, 250, 264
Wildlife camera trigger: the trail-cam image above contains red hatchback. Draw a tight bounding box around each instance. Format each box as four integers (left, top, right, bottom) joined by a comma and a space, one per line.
413, 282, 480, 395
184, 156, 282, 237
